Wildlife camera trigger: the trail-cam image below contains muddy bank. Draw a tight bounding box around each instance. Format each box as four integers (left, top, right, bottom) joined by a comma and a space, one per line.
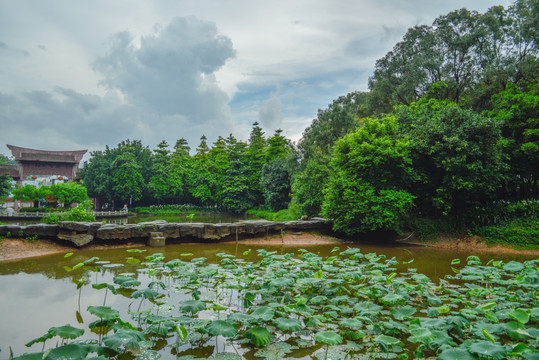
2, 231, 538, 262
402, 234, 539, 256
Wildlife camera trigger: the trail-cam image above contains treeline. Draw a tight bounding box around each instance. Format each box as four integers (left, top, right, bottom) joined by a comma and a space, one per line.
81, 0, 537, 235
81, 126, 297, 214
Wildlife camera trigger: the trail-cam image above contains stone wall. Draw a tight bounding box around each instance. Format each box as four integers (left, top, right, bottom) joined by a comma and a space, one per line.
0, 219, 331, 247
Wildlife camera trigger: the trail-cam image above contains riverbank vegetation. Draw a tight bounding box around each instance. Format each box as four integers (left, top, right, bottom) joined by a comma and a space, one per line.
75, 0, 537, 247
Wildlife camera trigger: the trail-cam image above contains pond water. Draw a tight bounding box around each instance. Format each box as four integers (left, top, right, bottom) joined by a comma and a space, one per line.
0, 240, 536, 359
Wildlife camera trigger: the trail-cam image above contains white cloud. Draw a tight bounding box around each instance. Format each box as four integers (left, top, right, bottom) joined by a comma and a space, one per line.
0, 0, 513, 157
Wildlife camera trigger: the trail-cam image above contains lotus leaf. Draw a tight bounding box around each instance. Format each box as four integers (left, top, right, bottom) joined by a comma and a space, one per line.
315, 331, 343, 345
273, 318, 303, 332
250, 306, 275, 321
245, 327, 271, 346
180, 300, 206, 314
87, 306, 120, 320
503, 261, 524, 272
392, 305, 416, 320
509, 309, 530, 324
206, 320, 237, 338
103, 328, 145, 351
43, 344, 92, 360
469, 341, 507, 360
438, 347, 475, 360
48, 324, 84, 340
339, 318, 362, 330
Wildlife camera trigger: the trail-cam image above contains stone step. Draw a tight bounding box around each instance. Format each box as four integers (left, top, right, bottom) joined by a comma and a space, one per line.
149, 232, 163, 238
148, 236, 166, 248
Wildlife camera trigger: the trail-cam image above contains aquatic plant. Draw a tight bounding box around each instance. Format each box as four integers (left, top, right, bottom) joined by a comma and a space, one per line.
9, 248, 539, 359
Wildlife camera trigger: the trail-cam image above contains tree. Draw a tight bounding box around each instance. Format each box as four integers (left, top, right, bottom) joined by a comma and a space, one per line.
260, 157, 291, 211
148, 140, 182, 203
220, 135, 253, 213
0, 174, 13, 200
397, 99, 505, 215
292, 92, 364, 216
247, 122, 267, 206
487, 81, 538, 198
368, 2, 538, 113
111, 149, 145, 205
322, 116, 415, 235
50, 182, 89, 206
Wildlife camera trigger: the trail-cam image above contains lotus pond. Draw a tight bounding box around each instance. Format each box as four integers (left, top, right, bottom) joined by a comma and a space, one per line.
0, 242, 538, 360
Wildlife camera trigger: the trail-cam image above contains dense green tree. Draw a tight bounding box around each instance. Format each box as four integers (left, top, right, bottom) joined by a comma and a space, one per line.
260, 157, 291, 211
247, 122, 267, 206
148, 140, 182, 203
322, 117, 415, 235
111, 148, 145, 205
397, 99, 505, 215
188, 135, 214, 206
487, 81, 539, 197
221, 135, 253, 213
368, 1, 538, 113
50, 182, 89, 206
292, 92, 364, 216
0, 174, 12, 200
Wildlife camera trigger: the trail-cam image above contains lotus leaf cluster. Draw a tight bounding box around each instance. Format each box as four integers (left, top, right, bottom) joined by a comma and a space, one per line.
11, 249, 539, 359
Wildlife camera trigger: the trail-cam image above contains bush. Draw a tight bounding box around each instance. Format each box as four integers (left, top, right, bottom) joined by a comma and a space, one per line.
474, 218, 539, 249
462, 199, 539, 228
245, 208, 300, 222
133, 204, 218, 214
41, 201, 96, 224
20, 207, 69, 213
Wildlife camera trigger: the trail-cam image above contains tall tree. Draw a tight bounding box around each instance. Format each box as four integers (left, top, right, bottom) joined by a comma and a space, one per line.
322, 116, 415, 235
111, 148, 145, 206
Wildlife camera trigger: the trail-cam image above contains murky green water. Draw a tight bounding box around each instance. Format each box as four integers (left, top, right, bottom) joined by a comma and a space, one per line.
0, 240, 536, 358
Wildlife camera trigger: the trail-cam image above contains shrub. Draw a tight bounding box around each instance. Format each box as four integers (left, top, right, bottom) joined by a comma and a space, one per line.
41, 201, 96, 224
474, 218, 539, 249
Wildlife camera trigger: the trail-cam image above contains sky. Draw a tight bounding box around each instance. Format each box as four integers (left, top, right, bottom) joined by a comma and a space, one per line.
0, 0, 512, 159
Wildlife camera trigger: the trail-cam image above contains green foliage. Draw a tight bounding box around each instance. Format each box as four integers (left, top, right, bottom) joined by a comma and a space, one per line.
474, 218, 539, 249
41, 201, 96, 224
323, 116, 415, 234
0, 173, 13, 200
368, 3, 538, 112
9, 246, 539, 359
398, 99, 505, 215
50, 182, 89, 206
260, 157, 291, 211
245, 208, 299, 222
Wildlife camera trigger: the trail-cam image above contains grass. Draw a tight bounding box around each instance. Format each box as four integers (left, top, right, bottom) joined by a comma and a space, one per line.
473, 218, 539, 250
245, 208, 300, 222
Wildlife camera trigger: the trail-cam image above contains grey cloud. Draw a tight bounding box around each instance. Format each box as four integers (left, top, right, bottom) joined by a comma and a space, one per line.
93, 16, 236, 124
258, 95, 282, 129
37, 44, 47, 51
0, 41, 7, 49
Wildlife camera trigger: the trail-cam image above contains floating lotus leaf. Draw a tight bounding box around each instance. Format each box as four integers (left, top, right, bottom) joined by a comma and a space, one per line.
407, 327, 436, 345
438, 348, 475, 360
180, 300, 206, 314
392, 305, 416, 320
315, 331, 343, 345
381, 293, 405, 305
338, 318, 362, 330
87, 306, 120, 320
245, 327, 271, 346
509, 309, 530, 324
469, 341, 507, 360
250, 306, 275, 321
273, 318, 303, 332
103, 328, 145, 351
503, 261, 524, 272
375, 334, 401, 346
206, 320, 237, 338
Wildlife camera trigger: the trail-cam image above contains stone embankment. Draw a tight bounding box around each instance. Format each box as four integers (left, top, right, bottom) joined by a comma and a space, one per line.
0, 219, 331, 247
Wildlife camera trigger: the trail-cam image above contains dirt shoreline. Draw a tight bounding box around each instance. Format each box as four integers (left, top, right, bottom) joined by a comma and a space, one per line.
1, 233, 537, 262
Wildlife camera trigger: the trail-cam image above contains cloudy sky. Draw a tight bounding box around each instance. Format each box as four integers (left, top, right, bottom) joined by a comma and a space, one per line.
0, 0, 511, 159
